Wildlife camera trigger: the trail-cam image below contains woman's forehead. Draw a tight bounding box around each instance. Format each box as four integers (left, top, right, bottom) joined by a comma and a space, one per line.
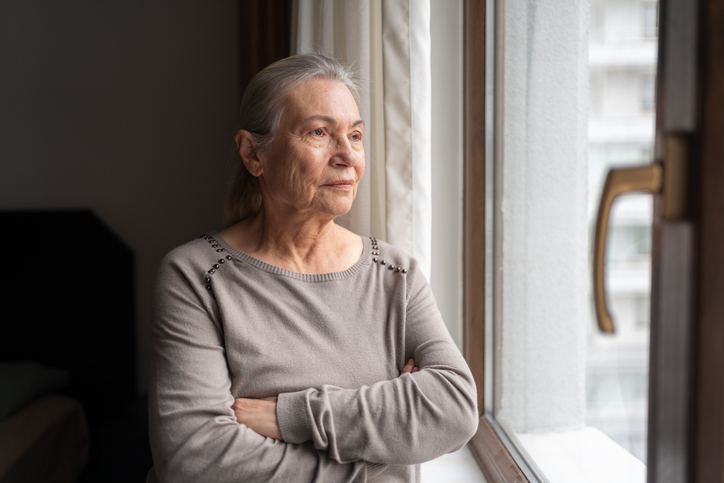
283, 78, 361, 123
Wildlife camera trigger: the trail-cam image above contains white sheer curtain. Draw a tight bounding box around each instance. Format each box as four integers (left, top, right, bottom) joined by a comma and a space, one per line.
291, 0, 432, 280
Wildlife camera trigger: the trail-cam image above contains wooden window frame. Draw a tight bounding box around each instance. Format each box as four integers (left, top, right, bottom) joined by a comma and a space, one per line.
463, 0, 724, 481
462, 1, 528, 481
693, 1, 724, 480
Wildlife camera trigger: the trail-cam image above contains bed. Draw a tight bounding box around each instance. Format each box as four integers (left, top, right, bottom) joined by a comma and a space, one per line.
0, 210, 137, 481
0, 395, 88, 483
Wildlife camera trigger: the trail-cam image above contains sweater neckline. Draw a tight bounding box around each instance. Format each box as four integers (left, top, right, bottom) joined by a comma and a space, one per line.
207, 231, 371, 282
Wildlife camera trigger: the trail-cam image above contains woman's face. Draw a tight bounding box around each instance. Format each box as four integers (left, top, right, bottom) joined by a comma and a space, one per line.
256, 78, 365, 221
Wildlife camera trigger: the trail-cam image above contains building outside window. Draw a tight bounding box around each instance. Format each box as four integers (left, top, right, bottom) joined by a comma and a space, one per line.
481, 0, 659, 480
642, 3, 659, 38
641, 76, 656, 111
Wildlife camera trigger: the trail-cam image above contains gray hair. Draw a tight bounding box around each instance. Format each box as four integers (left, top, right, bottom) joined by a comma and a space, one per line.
224, 54, 361, 226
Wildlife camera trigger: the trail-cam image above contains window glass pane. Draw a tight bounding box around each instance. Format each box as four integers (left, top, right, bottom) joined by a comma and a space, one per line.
642, 3, 659, 38
491, 0, 658, 480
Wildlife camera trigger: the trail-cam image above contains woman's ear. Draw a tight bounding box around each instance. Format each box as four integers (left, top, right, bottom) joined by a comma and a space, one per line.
235, 130, 263, 177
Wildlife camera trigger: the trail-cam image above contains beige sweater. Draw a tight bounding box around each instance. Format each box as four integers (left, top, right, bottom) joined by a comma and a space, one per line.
147, 233, 478, 482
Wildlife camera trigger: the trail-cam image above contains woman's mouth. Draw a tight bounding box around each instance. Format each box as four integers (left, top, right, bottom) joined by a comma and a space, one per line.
323, 180, 354, 190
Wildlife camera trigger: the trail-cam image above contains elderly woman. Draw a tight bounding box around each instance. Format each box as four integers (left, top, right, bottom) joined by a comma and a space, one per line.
147, 54, 478, 483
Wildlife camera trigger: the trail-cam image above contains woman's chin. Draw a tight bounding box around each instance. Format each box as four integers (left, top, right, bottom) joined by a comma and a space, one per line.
313, 196, 355, 219
329, 205, 353, 219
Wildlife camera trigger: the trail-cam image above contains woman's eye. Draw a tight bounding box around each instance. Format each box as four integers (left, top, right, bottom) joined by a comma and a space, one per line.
350, 132, 362, 142
311, 128, 325, 137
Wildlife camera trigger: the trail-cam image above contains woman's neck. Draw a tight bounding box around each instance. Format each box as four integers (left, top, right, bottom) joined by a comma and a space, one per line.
219, 209, 362, 274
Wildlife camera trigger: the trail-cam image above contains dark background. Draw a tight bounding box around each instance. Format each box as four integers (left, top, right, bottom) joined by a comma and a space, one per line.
0, 1, 289, 480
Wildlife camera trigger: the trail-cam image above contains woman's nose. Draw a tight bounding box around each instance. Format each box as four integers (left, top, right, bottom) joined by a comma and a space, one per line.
331, 136, 359, 167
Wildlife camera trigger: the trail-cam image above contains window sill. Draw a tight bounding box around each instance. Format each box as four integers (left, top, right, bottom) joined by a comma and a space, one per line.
515, 426, 646, 482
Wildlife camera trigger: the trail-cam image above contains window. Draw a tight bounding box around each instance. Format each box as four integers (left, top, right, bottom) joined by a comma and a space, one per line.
464, 0, 658, 481
641, 76, 656, 111
642, 3, 659, 38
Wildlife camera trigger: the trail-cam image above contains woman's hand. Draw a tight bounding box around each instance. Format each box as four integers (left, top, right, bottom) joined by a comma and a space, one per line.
232, 397, 283, 440
234, 360, 418, 439
402, 358, 420, 375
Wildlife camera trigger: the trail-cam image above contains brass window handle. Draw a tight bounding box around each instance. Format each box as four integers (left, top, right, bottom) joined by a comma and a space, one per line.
593, 134, 687, 334
592, 163, 663, 334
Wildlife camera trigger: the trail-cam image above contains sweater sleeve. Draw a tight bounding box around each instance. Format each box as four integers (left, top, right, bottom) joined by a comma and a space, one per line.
147, 254, 384, 483
275, 259, 479, 465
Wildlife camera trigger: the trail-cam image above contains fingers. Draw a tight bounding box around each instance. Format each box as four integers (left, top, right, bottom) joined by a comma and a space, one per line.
233, 397, 283, 440
401, 358, 420, 374
401, 358, 415, 374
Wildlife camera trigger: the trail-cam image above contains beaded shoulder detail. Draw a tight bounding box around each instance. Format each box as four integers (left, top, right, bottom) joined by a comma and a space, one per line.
199, 234, 233, 290
369, 236, 407, 275
198, 234, 406, 286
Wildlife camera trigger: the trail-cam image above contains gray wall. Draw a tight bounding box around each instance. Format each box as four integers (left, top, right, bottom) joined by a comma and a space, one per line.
0, 1, 241, 393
